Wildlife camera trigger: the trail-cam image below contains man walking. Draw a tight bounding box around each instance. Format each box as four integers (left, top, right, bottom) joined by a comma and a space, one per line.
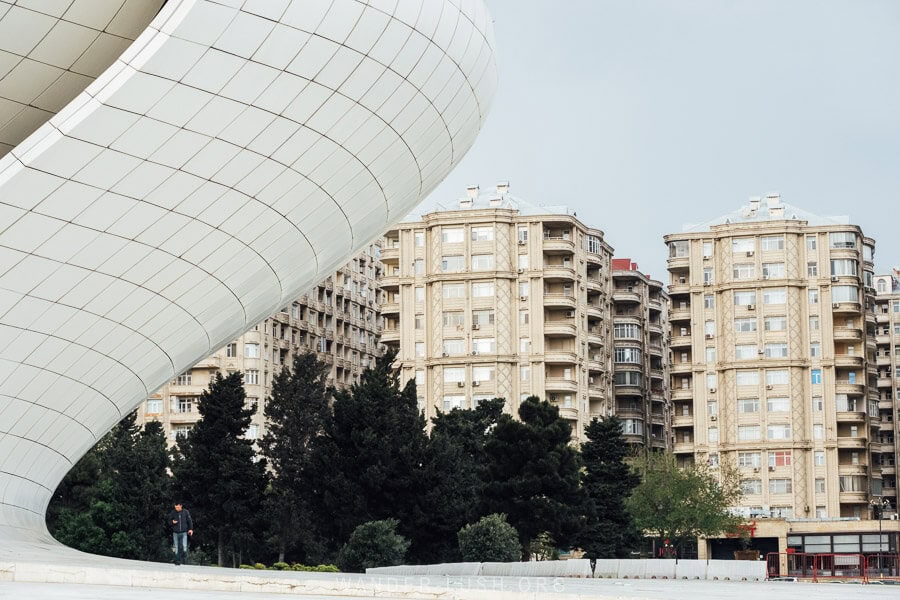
168, 501, 193, 565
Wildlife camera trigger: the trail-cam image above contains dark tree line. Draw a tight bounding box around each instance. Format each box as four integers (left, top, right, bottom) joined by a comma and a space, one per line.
48, 349, 738, 567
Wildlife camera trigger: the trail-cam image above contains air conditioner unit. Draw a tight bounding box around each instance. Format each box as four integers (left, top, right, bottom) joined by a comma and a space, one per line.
768, 466, 776, 472
833, 303, 841, 308
565, 310, 575, 318
441, 352, 449, 357
520, 295, 528, 301
753, 467, 760, 473
831, 276, 839, 282
457, 381, 465, 388
703, 281, 711, 286
517, 240, 526, 245
517, 268, 525, 274
710, 415, 717, 421
705, 333, 714, 339
472, 381, 480, 387
679, 277, 686, 284
762, 274, 769, 280
471, 351, 478, 355
766, 384, 774, 390
746, 251, 755, 257
747, 304, 756, 310
472, 324, 480, 330
758, 350, 765, 355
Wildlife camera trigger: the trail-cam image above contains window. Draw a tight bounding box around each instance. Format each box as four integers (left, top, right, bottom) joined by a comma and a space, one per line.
443, 368, 465, 383
812, 395, 823, 411
767, 397, 790, 412
769, 451, 792, 467
518, 254, 529, 269
519, 338, 531, 353
815, 478, 826, 493
765, 316, 786, 331
765, 343, 788, 358
738, 425, 760, 440
622, 419, 643, 435
245, 424, 259, 440
811, 369, 822, 384
766, 369, 788, 385
175, 371, 192, 386
244, 343, 259, 358
708, 427, 719, 443
808, 289, 819, 304
704, 320, 715, 335
245, 370, 259, 385
734, 290, 756, 305
829, 231, 856, 249
762, 262, 785, 278
471, 226, 494, 241
415, 370, 425, 385
146, 399, 162, 414
442, 339, 464, 355
473, 365, 494, 381
443, 311, 464, 327
472, 282, 494, 297
832, 285, 858, 303
769, 478, 793, 494
763, 287, 786, 304
706, 373, 717, 390
414, 231, 424, 246
414, 258, 424, 275
472, 254, 494, 270
733, 263, 755, 279
669, 240, 689, 257
767, 424, 791, 439
226, 342, 237, 357
806, 235, 817, 250
810, 342, 821, 357
520, 366, 530, 381
614, 323, 641, 338
738, 398, 760, 413
735, 344, 758, 359
518, 282, 529, 298
813, 424, 824, 439
519, 310, 528, 325
736, 370, 759, 386
443, 395, 466, 411
615, 371, 641, 386
703, 267, 713, 284
614, 347, 642, 363
472, 338, 495, 353
708, 453, 719, 467
704, 294, 714, 309
472, 309, 494, 326
443, 283, 464, 299
807, 262, 818, 277
587, 234, 602, 253
706, 347, 717, 362
441, 228, 464, 243
415, 286, 424, 302
839, 475, 867, 492
732, 237, 754, 253
441, 255, 464, 272
734, 318, 757, 333
738, 452, 761, 468
415, 342, 425, 357
741, 480, 762, 495
171, 425, 192, 440
809, 315, 819, 331
703, 242, 713, 257
761, 235, 785, 250
814, 451, 825, 466
835, 394, 857, 411
707, 400, 718, 416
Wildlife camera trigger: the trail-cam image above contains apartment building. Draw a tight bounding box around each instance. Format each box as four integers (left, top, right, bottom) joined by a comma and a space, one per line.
611, 259, 670, 450
664, 193, 896, 558
380, 183, 615, 440
873, 271, 900, 511
139, 244, 384, 444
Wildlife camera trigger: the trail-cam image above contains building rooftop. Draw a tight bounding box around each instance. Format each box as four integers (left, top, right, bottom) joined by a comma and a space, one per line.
682, 192, 851, 232
405, 182, 576, 221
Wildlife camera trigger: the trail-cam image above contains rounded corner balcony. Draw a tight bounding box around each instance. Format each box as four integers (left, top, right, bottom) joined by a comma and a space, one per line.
0, 0, 497, 552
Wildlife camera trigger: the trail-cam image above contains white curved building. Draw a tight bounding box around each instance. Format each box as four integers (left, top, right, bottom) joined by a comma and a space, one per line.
0, 0, 496, 554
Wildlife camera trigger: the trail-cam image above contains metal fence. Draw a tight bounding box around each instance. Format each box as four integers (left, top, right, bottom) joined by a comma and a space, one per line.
767, 552, 900, 583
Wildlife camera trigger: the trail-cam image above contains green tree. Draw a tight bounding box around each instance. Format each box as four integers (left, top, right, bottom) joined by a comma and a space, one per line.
335, 519, 410, 573
48, 412, 172, 562
480, 396, 587, 559
457, 513, 521, 562
626, 452, 743, 555
171, 371, 268, 566
259, 351, 331, 564
577, 416, 640, 559
306, 351, 427, 553
410, 398, 505, 563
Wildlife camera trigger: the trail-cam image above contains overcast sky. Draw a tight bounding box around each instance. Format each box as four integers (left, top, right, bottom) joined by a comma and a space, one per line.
419, 0, 900, 282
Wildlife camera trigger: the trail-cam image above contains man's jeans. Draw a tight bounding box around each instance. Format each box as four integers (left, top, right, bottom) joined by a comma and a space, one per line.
173, 532, 188, 564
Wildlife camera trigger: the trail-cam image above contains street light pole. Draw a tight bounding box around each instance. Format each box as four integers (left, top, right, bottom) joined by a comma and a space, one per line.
870, 497, 890, 577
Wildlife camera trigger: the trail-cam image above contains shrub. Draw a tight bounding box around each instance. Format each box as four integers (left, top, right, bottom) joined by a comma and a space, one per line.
335, 519, 410, 573
458, 514, 521, 562
272, 562, 290, 570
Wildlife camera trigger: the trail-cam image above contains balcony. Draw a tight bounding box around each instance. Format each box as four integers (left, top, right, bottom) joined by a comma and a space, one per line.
836, 437, 867, 449
670, 334, 692, 348
544, 350, 578, 364
671, 362, 693, 374
586, 303, 604, 319
834, 354, 864, 368
876, 311, 891, 324
380, 275, 399, 290
648, 342, 664, 357
876, 354, 892, 367
831, 302, 862, 314
649, 297, 664, 313
616, 404, 644, 418
587, 329, 605, 346
543, 293, 577, 309
672, 388, 693, 400
381, 301, 400, 315
614, 383, 641, 397
586, 278, 604, 292
878, 377, 893, 388
380, 328, 400, 344
612, 288, 641, 303
673, 414, 694, 428
838, 491, 868, 504
544, 265, 577, 281
674, 441, 694, 454
668, 255, 689, 270
557, 406, 579, 421
542, 237, 576, 254
877, 334, 891, 345
670, 306, 691, 322
648, 322, 664, 336
544, 321, 577, 337
835, 381, 865, 396
194, 356, 220, 369
833, 327, 863, 342
835, 410, 866, 423
588, 384, 605, 400
380, 246, 399, 262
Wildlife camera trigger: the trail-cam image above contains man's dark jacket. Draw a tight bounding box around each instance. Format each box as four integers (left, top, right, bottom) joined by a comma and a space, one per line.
167, 508, 193, 533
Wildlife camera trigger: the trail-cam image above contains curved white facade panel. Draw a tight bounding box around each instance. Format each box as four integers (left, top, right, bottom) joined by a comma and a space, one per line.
0, 0, 496, 550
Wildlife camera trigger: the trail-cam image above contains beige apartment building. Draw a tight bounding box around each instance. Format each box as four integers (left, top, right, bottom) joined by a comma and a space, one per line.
873, 272, 900, 511
665, 193, 897, 559
380, 183, 618, 440
611, 259, 670, 450
139, 244, 384, 444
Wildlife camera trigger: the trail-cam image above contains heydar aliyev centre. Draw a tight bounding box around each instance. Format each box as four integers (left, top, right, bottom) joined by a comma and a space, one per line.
0, 0, 496, 558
